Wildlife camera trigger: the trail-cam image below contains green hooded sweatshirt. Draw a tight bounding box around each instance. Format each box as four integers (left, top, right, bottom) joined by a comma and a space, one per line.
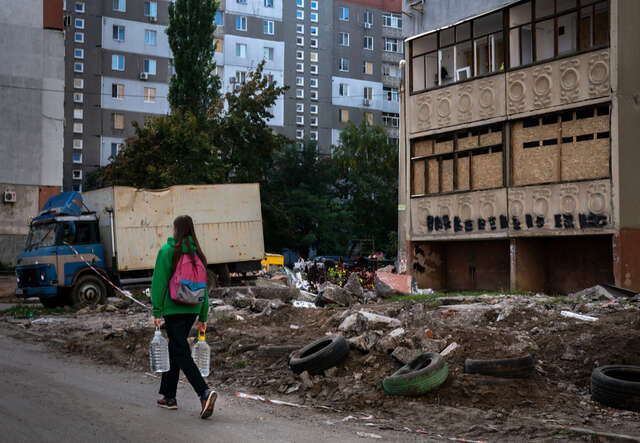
151, 236, 208, 321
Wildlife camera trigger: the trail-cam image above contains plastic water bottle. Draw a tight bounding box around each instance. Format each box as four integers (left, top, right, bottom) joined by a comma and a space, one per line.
149, 327, 170, 373
192, 330, 211, 377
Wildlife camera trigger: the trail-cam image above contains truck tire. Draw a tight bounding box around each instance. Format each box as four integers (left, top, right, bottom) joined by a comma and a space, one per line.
464, 355, 534, 378
72, 274, 107, 308
591, 365, 640, 412
289, 335, 350, 375
382, 352, 448, 396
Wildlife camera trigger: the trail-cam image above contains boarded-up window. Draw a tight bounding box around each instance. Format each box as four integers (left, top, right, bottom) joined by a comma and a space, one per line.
113, 113, 124, 130
44, 0, 63, 30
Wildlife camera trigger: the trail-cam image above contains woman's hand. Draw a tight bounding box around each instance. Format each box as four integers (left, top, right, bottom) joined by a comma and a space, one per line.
195, 321, 207, 332
153, 318, 163, 328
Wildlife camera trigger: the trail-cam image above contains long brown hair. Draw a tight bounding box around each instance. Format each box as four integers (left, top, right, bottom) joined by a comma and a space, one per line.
171, 215, 207, 272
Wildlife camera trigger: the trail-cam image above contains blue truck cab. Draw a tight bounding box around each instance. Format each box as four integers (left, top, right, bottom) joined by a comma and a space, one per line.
15, 192, 108, 308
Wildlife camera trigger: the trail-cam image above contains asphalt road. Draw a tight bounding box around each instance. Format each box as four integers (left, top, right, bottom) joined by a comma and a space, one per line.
0, 332, 429, 443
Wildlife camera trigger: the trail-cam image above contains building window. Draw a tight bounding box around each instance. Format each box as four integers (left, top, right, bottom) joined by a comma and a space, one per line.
73, 78, 84, 89
364, 35, 373, 50
310, 12, 318, 22
296, 102, 304, 112
382, 112, 399, 127
264, 0, 273, 7
72, 184, 82, 192
263, 47, 274, 60
384, 87, 399, 102
112, 54, 125, 71
339, 7, 349, 21
73, 139, 83, 149
72, 169, 83, 180
113, 113, 124, 130
310, 26, 318, 36
364, 10, 373, 27
113, 0, 125, 12
296, 63, 304, 72
310, 64, 318, 75
363, 86, 373, 100
73, 122, 83, 133
296, 50, 304, 60
74, 48, 84, 59
74, 32, 84, 43
296, 76, 304, 86
237, 0, 247, 3
296, 89, 304, 98
296, 0, 303, 6
213, 38, 223, 53
112, 83, 124, 99
296, 129, 304, 139
363, 61, 373, 75
144, 87, 156, 103
74, 18, 84, 29
297, 24, 304, 34
339, 83, 349, 96
113, 25, 125, 41
310, 52, 318, 62
310, 90, 318, 100
143, 59, 156, 75
383, 12, 402, 29
310, 131, 318, 141
384, 38, 401, 53
310, 1, 318, 10
235, 71, 246, 84
236, 43, 247, 57
296, 115, 304, 125
310, 38, 318, 48
340, 109, 349, 123
73, 152, 82, 164
297, 10, 304, 20
382, 63, 400, 78
296, 36, 304, 46
264, 20, 274, 35
73, 92, 83, 103
236, 16, 247, 31
365, 112, 373, 125
310, 104, 318, 114
339, 57, 349, 72
310, 78, 318, 88
338, 32, 350, 46
110, 142, 122, 157
310, 117, 318, 126
75, 2, 85, 13
73, 62, 83, 73
214, 11, 223, 26
145, 30, 157, 46
144, 0, 157, 17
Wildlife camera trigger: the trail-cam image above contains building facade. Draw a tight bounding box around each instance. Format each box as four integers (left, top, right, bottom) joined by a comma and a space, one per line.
399, 0, 640, 293
62, 0, 403, 191
0, 0, 65, 265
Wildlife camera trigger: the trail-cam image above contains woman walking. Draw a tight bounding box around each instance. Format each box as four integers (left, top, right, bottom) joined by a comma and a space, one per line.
151, 215, 217, 419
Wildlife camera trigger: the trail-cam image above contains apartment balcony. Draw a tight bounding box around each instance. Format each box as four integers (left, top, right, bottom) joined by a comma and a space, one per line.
382, 76, 401, 88
381, 51, 403, 64
381, 27, 403, 39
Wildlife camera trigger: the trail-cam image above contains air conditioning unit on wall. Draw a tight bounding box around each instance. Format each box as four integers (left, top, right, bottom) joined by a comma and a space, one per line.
140, 72, 149, 80
3, 191, 17, 203
149, 16, 158, 22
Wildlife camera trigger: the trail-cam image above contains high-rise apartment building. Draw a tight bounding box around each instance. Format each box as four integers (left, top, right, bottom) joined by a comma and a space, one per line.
62, 0, 402, 190
399, 0, 640, 293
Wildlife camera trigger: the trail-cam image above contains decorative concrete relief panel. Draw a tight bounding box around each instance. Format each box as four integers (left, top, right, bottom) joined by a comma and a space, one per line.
410, 189, 509, 239
507, 50, 610, 116
507, 179, 613, 235
408, 74, 507, 134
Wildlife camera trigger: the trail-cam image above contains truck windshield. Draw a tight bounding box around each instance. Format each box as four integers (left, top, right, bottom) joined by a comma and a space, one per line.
25, 223, 57, 250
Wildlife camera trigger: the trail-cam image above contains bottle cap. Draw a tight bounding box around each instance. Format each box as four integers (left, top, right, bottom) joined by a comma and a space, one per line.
198, 330, 206, 341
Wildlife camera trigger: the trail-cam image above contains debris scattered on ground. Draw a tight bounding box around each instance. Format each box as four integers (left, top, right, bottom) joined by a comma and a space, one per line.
560, 310, 598, 322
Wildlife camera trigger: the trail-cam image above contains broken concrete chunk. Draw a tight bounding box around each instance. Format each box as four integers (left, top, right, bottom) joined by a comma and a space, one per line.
560, 311, 598, 322
211, 305, 237, 321
343, 272, 364, 299
375, 271, 416, 297
440, 342, 458, 356
376, 327, 406, 354
348, 331, 380, 353
106, 297, 129, 309
338, 313, 368, 334
232, 293, 254, 309
359, 311, 402, 329
251, 298, 271, 312
299, 371, 314, 390
320, 286, 354, 307
391, 346, 422, 365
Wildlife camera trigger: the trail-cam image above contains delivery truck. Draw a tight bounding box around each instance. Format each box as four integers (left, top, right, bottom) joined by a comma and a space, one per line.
15, 184, 264, 307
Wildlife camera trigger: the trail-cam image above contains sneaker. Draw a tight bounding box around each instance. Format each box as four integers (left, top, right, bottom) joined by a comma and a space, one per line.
157, 397, 178, 410
200, 389, 217, 419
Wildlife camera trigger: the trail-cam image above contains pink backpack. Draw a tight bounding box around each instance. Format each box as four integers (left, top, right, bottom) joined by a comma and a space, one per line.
169, 253, 207, 305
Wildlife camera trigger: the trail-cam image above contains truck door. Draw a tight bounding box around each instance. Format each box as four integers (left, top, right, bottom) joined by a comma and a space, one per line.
56, 221, 105, 287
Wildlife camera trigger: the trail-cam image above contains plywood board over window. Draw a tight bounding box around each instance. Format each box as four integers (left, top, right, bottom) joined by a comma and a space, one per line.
441, 158, 454, 192
457, 131, 478, 150
456, 154, 470, 190
434, 138, 454, 154
472, 151, 503, 189
412, 160, 426, 195
428, 159, 439, 193
413, 139, 433, 157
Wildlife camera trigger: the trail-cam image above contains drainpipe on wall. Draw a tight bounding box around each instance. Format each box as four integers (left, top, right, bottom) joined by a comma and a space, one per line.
397, 58, 409, 274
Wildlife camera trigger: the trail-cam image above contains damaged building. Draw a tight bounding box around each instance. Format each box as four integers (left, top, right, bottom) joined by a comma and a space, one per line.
398, 0, 640, 293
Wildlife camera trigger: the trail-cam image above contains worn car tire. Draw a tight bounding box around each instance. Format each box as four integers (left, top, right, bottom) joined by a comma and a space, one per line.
71, 274, 107, 308
289, 335, 350, 375
591, 365, 640, 412
464, 355, 534, 378
382, 352, 448, 396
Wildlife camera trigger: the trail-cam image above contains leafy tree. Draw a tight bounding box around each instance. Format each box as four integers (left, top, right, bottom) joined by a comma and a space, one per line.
167, 0, 220, 118
333, 121, 398, 255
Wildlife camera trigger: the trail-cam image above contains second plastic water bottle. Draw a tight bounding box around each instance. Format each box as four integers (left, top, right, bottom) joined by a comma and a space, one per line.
149, 327, 170, 373
192, 330, 211, 377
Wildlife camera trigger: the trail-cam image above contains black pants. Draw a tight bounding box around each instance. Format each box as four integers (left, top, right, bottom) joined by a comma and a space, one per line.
159, 314, 208, 399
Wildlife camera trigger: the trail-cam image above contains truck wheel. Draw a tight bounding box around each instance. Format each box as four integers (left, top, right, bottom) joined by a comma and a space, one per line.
72, 275, 107, 308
